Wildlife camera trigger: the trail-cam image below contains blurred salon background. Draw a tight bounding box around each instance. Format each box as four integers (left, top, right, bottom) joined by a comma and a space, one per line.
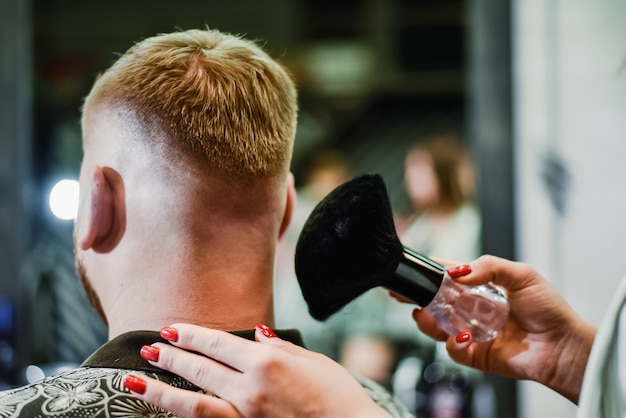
2, 0, 626, 417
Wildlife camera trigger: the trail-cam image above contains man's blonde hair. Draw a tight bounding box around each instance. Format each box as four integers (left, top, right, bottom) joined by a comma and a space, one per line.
83, 28, 298, 178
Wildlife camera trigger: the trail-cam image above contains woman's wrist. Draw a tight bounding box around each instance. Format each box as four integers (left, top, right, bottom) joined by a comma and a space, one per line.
540, 319, 598, 404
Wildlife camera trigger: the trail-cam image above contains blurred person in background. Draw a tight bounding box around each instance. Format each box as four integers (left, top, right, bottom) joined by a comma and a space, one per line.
399, 134, 481, 264
394, 134, 487, 416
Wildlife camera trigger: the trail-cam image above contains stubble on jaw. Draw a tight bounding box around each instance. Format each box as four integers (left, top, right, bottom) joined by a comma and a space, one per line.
74, 239, 109, 327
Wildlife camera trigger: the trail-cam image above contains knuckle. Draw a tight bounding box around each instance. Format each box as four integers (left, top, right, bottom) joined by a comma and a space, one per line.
517, 261, 534, 274
148, 387, 166, 406
159, 349, 176, 371
244, 392, 270, 416
478, 254, 498, 265
189, 399, 216, 418
194, 331, 225, 357
255, 353, 283, 376
190, 362, 212, 388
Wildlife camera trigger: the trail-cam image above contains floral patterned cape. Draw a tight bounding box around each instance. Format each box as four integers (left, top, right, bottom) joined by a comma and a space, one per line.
0, 330, 414, 418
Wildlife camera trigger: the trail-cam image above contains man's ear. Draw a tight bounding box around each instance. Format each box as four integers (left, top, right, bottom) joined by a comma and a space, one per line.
278, 172, 296, 239
76, 166, 126, 253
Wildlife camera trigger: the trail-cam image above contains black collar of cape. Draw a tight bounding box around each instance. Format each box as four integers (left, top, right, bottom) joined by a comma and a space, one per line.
81, 329, 304, 374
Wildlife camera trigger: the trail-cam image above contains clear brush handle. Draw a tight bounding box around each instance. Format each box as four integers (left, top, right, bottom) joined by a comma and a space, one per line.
390, 248, 509, 343
425, 272, 509, 343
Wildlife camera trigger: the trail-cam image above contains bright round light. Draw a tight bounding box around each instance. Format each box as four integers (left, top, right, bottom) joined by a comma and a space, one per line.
25, 364, 45, 384
49, 179, 80, 220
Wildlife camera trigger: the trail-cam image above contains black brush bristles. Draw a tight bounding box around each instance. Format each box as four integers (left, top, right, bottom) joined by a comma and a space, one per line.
294, 174, 405, 320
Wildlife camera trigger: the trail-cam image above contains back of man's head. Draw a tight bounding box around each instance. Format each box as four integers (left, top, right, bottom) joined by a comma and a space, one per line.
75, 29, 299, 334
83, 28, 298, 178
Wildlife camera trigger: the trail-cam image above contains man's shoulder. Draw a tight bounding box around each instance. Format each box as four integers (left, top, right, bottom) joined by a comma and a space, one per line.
353, 374, 415, 418
0, 367, 188, 417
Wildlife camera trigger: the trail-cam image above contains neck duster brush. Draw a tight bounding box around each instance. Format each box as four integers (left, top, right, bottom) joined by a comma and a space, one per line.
294, 173, 509, 343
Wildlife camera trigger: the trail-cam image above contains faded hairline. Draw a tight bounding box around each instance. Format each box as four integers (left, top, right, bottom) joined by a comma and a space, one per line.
82, 28, 298, 179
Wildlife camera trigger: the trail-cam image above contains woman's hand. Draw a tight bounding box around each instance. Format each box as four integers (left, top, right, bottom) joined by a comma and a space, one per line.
123, 324, 392, 418
410, 254, 598, 404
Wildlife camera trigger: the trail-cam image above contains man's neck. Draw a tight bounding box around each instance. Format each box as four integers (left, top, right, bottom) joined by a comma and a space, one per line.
106, 304, 275, 340
104, 275, 275, 340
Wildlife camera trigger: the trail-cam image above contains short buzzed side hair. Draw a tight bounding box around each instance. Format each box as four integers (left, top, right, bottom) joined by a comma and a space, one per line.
83, 28, 298, 178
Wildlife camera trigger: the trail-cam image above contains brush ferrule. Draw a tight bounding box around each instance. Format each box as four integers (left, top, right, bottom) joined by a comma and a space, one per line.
388, 247, 445, 307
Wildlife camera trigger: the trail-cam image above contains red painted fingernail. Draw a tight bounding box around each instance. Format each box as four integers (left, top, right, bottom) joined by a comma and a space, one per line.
140, 345, 160, 362
456, 331, 471, 343
447, 264, 472, 278
255, 323, 277, 338
124, 374, 147, 394
161, 327, 179, 342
